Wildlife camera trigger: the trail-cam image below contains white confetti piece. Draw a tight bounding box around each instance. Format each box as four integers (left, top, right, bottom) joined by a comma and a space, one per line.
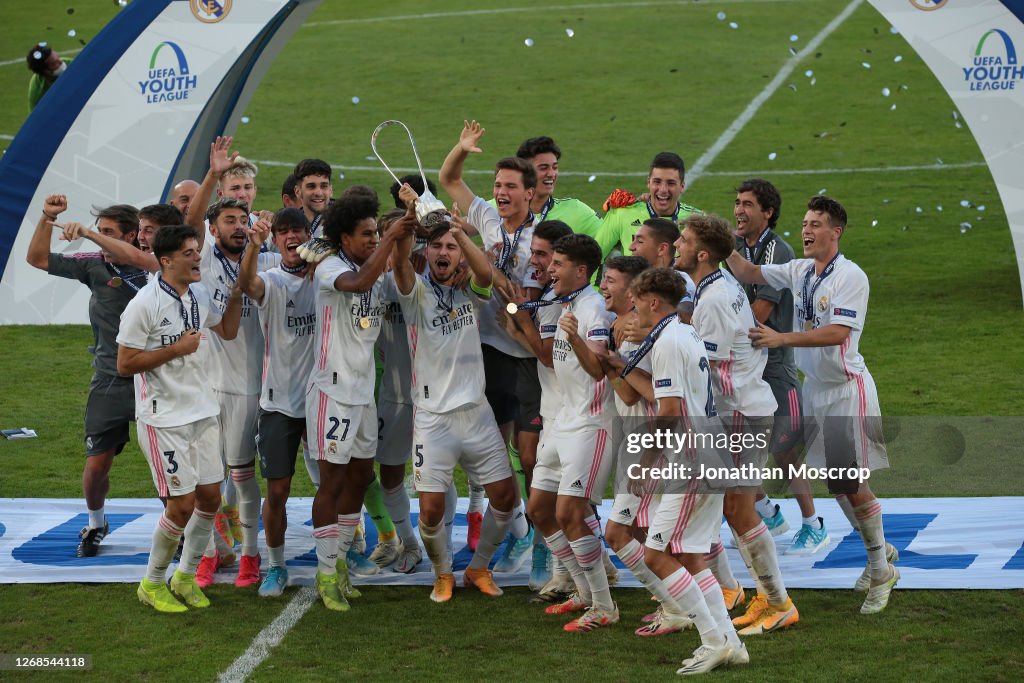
565, 28, 575, 37
915, 207, 923, 213
717, 11, 726, 20
960, 200, 971, 207
240, 116, 250, 123
729, 22, 738, 29
524, 38, 534, 47
587, 175, 597, 183
768, 152, 777, 161
871, 220, 878, 227
881, 87, 890, 97
351, 96, 360, 104
862, 62, 872, 69
894, 55, 903, 63
890, 104, 897, 111
804, 69, 813, 77
68, 29, 76, 37
978, 205, 986, 211
790, 34, 799, 42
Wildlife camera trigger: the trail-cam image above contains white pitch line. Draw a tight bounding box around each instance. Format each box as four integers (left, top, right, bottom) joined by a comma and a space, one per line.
687, 0, 864, 183
0, 47, 83, 68
248, 157, 985, 178
217, 586, 318, 683
302, 0, 807, 28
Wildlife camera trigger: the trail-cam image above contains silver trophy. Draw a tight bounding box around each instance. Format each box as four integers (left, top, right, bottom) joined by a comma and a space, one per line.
371, 120, 450, 229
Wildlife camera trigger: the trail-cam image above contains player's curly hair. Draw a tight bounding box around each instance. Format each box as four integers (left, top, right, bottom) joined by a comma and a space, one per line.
629, 267, 687, 306
808, 195, 847, 229
736, 179, 781, 230
322, 193, 379, 247
516, 136, 561, 160
682, 214, 734, 263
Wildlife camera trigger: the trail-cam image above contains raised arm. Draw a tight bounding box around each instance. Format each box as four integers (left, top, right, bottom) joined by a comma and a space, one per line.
26, 194, 67, 270
726, 250, 767, 285
59, 221, 158, 272
449, 203, 493, 290
333, 212, 416, 293
185, 136, 239, 248
438, 120, 485, 213
239, 211, 273, 303
210, 285, 243, 341
392, 201, 417, 296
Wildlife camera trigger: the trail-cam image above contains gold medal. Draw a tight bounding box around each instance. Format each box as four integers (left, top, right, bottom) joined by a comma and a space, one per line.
448, 309, 458, 321
804, 320, 813, 331
359, 316, 371, 330
505, 302, 519, 315
109, 276, 122, 288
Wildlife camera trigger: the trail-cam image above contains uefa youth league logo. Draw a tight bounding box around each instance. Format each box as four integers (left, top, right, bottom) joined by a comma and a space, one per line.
190, 0, 232, 23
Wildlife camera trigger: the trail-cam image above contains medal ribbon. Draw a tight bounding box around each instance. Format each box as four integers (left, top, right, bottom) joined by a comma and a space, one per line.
801, 253, 841, 327
742, 228, 773, 264
337, 250, 371, 320
536, 196, 555, 224
158, 275, 200, 330
621, 312, 677, 378
646, 200, 680, 224
427, 274, 456, 315
213, 244, 241, 283
106, 263, 144, 292
693, 270, 725, 307
496, 212, 533, 274
514, 283, 587, 312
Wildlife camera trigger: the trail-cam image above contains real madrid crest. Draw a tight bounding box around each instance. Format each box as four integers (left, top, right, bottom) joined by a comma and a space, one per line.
190, 0, 232, 23
170, 475, 181, 488
817, 295, 828, 313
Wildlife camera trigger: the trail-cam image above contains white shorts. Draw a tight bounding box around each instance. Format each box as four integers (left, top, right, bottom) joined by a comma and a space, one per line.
555, 424, 613, 501
305, 387, 377, 465
139, 416, 223, 498
376, 399, 413, 466
531, 421, 562, 494
645, 479, 723, 555
214, 390, 259, 467
718, 413, 773, 487
412, 402, 514, 493
803, 370, 889, 472
609, 492, 656, 528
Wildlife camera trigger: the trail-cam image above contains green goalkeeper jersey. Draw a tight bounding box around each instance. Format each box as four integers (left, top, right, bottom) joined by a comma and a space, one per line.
487, 196, 601, 238
594, 199, 701, 258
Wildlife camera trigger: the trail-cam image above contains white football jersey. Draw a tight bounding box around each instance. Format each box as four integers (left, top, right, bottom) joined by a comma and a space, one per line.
761, 255, 869, 385
615, 337, 656, 419
399, 274, 488, 413
536, 289, 564, 421
255, 268, 317, 418
308, 254, 387, 406
467, 196, 540, 359
378, 277, 413, 405
651, 320, 716, 419
552, 287, 613, 430
117, 277, 222, 427
692, 273, 777, 418
200, 243, 280, 396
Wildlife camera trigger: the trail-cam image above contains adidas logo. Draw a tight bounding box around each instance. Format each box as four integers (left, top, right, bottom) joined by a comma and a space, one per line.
570, 479, 584, 490
286, 299, 295, 308
652, 533, 663, 542
621, 508, 631, 517
630, 219, 642, 226
514, 511, 525, 519
159, 318, 172, 327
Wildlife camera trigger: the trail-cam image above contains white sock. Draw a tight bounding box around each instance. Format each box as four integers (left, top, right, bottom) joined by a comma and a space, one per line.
419, 518, 452, 574
231, 466, 260, 556
204, 534, 218, 559
468, 484, 485, 514
179, 508, 216, 575
337, 513, 360, 559
383, 484, 416, 544
755, 496, 775, 518
145, 514, 182, 584
569, 534, 613, 611
836, 493, 859, 530
444, 481, 458, 555
469, 506, 512, 569
313, 524, 339, 574
268, 544, 285, 569
854, 499, 889, 580
662, 567, 725, 647
545, 531, 590, 602
803, 515, 822, 530
510, 500, 529, 539
704, 541, 739, 590
617, 539, 677, 611
732, 527, 762, 595
694, 568, 740, 647
88, 507, 105, 530
223, 479, 237, 508
739, 522, 789, 605
552, 555, 568, 579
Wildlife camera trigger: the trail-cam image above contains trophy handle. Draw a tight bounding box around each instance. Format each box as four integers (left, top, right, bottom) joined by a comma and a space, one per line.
370, 120, 431, 193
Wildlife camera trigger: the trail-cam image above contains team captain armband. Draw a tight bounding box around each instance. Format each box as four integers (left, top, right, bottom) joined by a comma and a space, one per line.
469, 278, 492, 298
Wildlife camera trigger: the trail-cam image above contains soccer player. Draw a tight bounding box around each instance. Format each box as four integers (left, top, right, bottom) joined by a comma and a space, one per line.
26, 196, 147, 557
525, 234, 618, 632
138, 204, 184, 256
372, 208, 423, 574
171, 180, 200, 219
307, 191, 413, 611
195, 199, 280, 588
116, 225, 243, 613
728, 195, 900, 614
675, 214, 798, 636
595, 255, 690, 637
502, 136, 601, 237
185, 137, 260, 249
236, 208, 315, 596
281, 173, 302, 210
627, 267, 745, 674
593, 152, 700, 260
293, 158, 334, 235
391, 198, 523, 602
628, 216, 696, 318
439, 120, 539, 548
731, 180, 828, 554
